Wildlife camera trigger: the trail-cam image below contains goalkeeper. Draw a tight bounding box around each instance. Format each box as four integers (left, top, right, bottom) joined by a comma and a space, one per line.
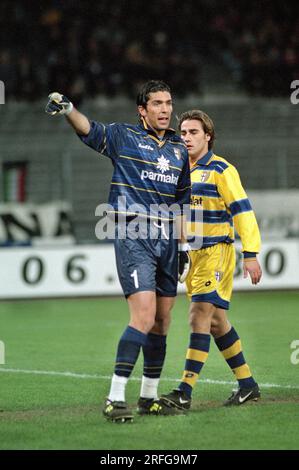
45, 81, 191, 422
158, 110, 262, 413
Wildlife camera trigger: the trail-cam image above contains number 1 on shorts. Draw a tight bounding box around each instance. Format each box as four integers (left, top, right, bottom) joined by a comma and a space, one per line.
130, 269, 139, 288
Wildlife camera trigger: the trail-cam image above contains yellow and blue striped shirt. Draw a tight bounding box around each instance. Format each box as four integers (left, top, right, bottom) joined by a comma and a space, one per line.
188, 150, 261, 257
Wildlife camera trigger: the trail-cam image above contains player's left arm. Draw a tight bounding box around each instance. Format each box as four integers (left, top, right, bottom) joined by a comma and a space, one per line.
217, 165, 262, 285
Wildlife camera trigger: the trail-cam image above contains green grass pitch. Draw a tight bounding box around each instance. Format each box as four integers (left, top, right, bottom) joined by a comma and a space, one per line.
0, 291, 299, 450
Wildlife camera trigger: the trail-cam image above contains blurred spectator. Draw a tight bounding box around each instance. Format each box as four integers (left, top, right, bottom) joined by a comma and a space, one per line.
0, 0, 298, 101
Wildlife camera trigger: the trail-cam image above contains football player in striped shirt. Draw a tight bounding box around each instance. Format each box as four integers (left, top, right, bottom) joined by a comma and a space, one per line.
45, 81, 191, 422
160, 109, 262, 412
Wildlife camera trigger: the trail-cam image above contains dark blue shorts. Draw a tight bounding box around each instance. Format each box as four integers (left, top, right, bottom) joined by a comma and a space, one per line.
113, 220, 178, 298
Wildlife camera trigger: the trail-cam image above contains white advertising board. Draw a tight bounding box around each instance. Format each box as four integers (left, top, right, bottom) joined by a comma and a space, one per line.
0, 241, 298, 299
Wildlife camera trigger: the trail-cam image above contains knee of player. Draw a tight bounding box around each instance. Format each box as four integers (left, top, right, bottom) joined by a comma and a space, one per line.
188, 310, 202, 330
188, 302, 214, 330
146, 315, 157, 330
188, 314, 206, 331
210, 321, 221, 337
211, 316, 230, 338
133, 314, 156, 333
153, 315, 171, 334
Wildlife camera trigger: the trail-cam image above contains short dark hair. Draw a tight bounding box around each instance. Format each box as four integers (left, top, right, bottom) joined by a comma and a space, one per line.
178, 109, 215, 149
136, 80, 171, 108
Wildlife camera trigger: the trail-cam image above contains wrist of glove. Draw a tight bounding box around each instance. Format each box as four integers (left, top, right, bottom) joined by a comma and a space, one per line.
45, 92, 73, 116
178, 243, 192, 283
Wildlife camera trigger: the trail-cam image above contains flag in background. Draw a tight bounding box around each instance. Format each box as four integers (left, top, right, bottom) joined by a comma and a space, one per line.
2, 161, 27, 202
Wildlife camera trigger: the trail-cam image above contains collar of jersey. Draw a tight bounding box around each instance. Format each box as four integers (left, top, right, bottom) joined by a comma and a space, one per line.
194, 150, 214, 167
137, 118, 176, 142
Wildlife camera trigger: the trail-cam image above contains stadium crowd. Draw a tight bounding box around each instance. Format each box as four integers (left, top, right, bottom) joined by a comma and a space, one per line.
0, 0, 298, 102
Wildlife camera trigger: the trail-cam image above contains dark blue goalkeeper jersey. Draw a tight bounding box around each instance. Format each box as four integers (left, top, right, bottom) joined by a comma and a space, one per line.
78, 118, 191, 221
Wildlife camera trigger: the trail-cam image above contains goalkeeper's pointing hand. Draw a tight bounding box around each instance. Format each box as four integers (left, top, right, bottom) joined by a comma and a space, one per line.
45, 92, 73, 116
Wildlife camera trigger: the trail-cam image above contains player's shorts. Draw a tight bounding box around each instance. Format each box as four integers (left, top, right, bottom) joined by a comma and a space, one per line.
185, 242, 236, 310
113, 219, 178, 298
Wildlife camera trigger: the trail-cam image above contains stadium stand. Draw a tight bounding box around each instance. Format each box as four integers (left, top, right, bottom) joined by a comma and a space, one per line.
1, 0, 298, 101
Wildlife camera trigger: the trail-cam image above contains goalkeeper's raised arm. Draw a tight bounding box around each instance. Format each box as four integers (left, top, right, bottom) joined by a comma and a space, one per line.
45, 92, 90, 136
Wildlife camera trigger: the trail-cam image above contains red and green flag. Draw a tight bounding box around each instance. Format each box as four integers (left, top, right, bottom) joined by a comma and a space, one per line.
3, 162, 27, 202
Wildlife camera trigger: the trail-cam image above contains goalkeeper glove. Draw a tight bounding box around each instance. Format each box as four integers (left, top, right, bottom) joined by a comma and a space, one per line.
178, 243, 192, 283
45, 92, 73, 116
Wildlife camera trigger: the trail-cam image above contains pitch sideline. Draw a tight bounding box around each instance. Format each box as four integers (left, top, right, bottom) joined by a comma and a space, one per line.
0, 367, 299, 390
